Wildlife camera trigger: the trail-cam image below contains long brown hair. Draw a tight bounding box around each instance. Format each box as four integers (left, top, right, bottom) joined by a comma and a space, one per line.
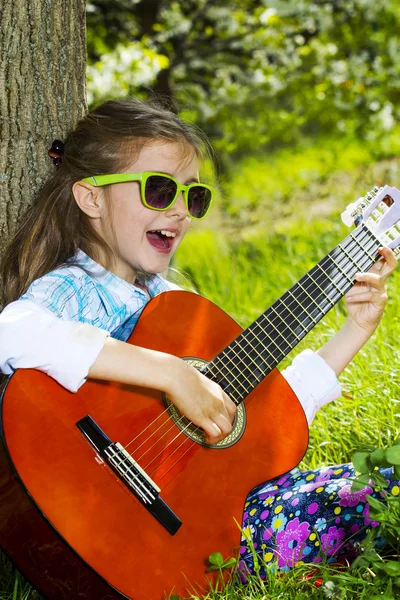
1, 98, 214, 306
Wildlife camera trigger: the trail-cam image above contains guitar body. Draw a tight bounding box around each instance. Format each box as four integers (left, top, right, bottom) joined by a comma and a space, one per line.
0, 291, 308, 600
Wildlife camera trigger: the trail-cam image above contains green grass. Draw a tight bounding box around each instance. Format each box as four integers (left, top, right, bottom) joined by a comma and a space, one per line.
1, 149, 399, 599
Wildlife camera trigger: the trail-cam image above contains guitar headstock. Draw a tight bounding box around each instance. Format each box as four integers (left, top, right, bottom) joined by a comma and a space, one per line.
341, 185, 400, 256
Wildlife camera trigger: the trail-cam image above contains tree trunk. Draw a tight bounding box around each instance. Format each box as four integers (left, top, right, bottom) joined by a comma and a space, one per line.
0, 0, 87, 268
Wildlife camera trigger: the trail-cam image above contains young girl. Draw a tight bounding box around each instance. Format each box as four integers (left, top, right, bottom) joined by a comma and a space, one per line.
0, 98, 398, 579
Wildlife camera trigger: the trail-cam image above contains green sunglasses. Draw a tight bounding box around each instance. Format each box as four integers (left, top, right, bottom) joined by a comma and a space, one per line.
82, 172, 214, 220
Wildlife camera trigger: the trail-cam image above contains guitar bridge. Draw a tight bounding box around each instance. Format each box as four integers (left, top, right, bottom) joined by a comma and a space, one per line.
76, 415, 182, 535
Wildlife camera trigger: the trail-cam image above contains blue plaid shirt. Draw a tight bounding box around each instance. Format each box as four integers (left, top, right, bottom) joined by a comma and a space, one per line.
20, 249, 180, 341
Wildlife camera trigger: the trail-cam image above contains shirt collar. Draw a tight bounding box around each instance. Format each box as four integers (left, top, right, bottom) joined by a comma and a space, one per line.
70, 249, 169, 306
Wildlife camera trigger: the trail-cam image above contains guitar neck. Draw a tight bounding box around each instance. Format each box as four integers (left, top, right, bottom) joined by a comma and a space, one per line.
202, 222, 383, 405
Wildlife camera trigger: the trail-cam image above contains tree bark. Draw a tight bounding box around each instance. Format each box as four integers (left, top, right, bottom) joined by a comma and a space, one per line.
0, 0, 87, 266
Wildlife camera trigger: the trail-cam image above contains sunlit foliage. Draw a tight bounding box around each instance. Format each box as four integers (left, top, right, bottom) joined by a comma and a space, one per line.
87, 0, 400, 164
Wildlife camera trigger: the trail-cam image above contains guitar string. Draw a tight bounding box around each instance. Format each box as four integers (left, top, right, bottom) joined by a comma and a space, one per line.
208, 226, 379, 379
204, 228, 377, 391
126, 226, 379, 467
230, 225, 375, 380
139, 228, 379, 471
124, 226, 380, 470
126, 226, 379, 462
214, 228, 381, 388
204, 226, 381, 402
111, 228, 388, 487
148, 228, 389, 481
143, 228, 383, 477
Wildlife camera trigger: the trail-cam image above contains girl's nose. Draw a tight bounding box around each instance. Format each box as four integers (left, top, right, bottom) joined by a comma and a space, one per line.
166, 192, 187, 219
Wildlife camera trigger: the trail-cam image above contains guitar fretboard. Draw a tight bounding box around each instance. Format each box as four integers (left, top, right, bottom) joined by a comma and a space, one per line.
201, 223, 382, 405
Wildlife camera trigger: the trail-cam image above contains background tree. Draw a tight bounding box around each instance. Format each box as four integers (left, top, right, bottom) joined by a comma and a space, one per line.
86, 0, 400, 167
0, 0, 87, 265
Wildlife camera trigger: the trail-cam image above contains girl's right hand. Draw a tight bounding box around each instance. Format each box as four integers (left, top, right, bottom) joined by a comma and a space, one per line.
166, 359, 237, 445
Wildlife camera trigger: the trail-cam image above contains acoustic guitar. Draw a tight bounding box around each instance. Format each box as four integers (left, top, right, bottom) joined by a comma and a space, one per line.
0, 186, 399, 600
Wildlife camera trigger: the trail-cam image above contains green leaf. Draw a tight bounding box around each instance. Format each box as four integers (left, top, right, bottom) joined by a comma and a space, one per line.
12, 577, 18, 600
351, 479, 365, 492
351, 472, 371, 491
366, 494, 387, 512
361, 549, 380, 562
370, 448, 392, 468
351, 477, 370, 492
352, 556, 370, 569
383, 561, 400, 576
370, 470, 389, 489
208, 552, 224, 567
369, 512, 388, 523
386, 445, 400, 465
356, 444, 377, 454
169, 596, 180, 600
394, 465, 400, 480
222, 557, 237, 569
206, 565, 221, 573
352, 451, 370, 473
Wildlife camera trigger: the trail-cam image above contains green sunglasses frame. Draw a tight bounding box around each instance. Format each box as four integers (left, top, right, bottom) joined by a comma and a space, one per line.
81, 172, 214, 220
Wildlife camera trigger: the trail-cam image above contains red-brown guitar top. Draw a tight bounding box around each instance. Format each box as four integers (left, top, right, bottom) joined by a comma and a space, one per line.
0, 291, 308, 600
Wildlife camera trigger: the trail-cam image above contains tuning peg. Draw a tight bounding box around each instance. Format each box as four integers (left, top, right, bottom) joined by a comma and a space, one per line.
341, 209, 355, 227
341, 198, 364, 226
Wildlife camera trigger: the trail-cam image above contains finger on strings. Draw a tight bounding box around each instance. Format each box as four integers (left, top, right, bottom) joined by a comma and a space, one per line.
212, 412, 233, 437
377, 247, 398, 275
367, 259, 385, 274
203, 420, 222, 443
354, 272, 384, 290
346, 290, 387, 303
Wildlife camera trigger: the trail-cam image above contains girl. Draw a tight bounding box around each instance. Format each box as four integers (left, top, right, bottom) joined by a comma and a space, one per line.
0, 98, 398, 578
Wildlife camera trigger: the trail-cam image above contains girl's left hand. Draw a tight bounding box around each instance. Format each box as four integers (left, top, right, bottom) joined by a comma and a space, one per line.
345, 247, 398, 334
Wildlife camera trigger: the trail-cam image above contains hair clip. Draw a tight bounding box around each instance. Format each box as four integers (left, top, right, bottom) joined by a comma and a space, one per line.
48, 139, 65, 166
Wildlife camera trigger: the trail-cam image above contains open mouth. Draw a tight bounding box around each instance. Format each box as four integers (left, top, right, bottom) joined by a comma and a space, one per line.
146, 229, 177, 251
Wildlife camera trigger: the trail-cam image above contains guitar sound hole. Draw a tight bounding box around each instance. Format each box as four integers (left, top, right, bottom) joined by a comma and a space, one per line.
161, 356, 247, 449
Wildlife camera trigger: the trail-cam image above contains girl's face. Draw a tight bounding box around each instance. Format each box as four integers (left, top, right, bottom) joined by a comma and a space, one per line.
96, 140, 199, 283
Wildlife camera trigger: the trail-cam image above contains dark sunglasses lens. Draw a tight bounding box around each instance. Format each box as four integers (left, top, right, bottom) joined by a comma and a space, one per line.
145, 175, 177, 209
188, 186, 212, 218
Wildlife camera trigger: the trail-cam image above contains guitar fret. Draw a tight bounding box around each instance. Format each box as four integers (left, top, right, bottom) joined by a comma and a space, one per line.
211, 343, 266, 393
218, 344, 263, 389
287, 289, 318, 325
220, 352, 256, 389
207, 360, 251, 398
316, 263, 346, 295
234, 335, 275, 372
329, 226, 377, 286
351, 236, 375, 261
350, 231, 377, 261
304, 272, 336, 306
327, 254, 354, 285
254, 317, 290, 356
303, 272, 337, 314
204, 221, 385, 405
276, 297, 310, 334
215, 326, 280, 389
269, 305, 302, 341
244, 330, 282, 363
295, 280, 325, 316
338, 243, 365, 271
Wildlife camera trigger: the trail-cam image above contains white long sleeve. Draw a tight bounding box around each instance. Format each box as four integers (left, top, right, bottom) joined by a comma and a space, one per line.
0, 300, 109, 392
282, 349, 341, 424
0, 300, 341, 422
